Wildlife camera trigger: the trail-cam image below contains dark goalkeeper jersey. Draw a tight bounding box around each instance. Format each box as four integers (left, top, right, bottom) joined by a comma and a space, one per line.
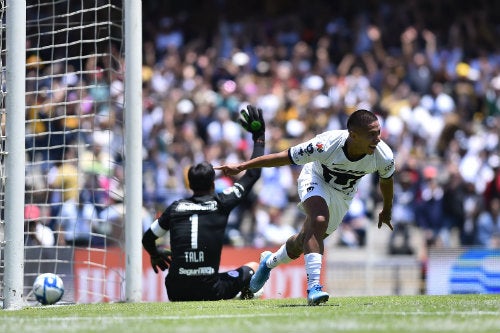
156, 169, 260, 282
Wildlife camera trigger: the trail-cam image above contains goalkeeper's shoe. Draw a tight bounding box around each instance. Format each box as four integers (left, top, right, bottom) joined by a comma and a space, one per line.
238, 287, 254, 300
307, 285, 329, 306
238, 286, 264, 300
249, 251, 273, 293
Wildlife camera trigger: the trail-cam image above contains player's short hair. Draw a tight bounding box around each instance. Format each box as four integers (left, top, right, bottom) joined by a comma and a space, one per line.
187, 162, 215, 191
347, 109, 378, 130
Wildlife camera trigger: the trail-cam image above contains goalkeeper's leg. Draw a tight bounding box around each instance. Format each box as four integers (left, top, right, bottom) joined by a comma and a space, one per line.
219, 263, 261, 300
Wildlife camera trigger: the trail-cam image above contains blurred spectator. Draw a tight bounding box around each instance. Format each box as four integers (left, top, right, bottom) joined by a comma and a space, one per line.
485, 75, 500, 117
420, 82, 455, 118
461, 182, 484, 246
256, 165, 295, 213
206, 106, 242, 144
388, 169, 418, 254
415, 165, 446, 248
24, 204, 55, 247
25, 88, 52, 163
154, 17, 184, 58
484, 154, 500, 208
56, 196, 99, 247
451, 62, 481, 121
338, 195, 369, 248
47, 147, 79, 231
475, 197, 500, 247
254, 204, 297, 248
97, 185, 124, 247
441, 168, 466, 246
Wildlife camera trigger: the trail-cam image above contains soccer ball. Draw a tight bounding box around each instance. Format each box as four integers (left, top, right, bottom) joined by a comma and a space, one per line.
33, 273, 64, 305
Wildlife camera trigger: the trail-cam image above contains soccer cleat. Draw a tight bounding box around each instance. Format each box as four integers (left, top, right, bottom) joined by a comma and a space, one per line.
238, 287, 254, 300
307, 285, 329, 306
252, 286, 264, 299
238, 286, 264, 300
249, 251, 273, 293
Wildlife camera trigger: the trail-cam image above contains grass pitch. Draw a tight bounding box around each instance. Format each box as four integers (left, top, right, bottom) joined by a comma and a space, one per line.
1, 294, 499, 333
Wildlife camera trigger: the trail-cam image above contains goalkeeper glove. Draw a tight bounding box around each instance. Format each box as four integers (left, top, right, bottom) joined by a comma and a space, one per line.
150, 248, 172, 273
239, 105, 265, 141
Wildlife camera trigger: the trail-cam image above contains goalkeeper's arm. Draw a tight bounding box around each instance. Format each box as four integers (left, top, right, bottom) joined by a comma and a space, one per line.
142, 221, 172, 273
234, 142, 265, 192
235, 105, 266, 188
142, 228, 160, 256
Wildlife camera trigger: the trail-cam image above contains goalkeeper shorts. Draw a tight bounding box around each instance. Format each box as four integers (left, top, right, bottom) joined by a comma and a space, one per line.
165, 265, 255, 301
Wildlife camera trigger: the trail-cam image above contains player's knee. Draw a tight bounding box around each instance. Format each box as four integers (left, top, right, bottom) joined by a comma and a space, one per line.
312, 214, 328, 226
312, 214, 328, 233
245, 261, 259, 272
314, 215, 327, 223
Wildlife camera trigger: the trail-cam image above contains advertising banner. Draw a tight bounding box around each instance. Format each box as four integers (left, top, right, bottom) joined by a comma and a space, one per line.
427, 248, 500, 295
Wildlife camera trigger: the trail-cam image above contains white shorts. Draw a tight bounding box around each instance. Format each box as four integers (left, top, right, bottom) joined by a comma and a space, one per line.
296, 164, 352, 234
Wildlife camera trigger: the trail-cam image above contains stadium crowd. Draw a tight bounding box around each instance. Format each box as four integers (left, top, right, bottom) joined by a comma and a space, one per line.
24, 1, 500, 255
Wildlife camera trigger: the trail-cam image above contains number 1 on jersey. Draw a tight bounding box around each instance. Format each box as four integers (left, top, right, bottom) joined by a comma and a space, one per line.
190, 214, 198, 249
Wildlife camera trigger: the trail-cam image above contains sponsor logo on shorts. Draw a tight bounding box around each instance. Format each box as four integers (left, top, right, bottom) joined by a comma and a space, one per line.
179, 266, 215, 276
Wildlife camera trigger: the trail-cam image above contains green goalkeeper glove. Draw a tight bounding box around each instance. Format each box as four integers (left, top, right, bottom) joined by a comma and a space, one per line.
239, 105, 265, 141
150, 248, 172, 273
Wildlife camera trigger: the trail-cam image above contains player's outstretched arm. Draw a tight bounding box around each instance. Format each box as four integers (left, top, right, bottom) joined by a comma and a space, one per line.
215, 150, 291, 176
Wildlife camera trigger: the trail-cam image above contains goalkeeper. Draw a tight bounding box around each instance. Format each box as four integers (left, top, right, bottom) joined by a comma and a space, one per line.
142, 105, 266, 301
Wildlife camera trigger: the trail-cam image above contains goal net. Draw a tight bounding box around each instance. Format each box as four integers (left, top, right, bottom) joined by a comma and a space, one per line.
0, 0, 147, 306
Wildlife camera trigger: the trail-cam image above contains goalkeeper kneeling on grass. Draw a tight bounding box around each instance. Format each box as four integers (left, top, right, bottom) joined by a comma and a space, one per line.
142, 105, 266, 301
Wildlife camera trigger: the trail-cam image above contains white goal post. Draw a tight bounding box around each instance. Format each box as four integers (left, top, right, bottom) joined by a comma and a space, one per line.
2, 0, 26, 310
1, 0, 143, 309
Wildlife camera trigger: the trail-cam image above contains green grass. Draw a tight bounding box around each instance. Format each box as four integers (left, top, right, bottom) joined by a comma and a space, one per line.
1, 295, 499, 333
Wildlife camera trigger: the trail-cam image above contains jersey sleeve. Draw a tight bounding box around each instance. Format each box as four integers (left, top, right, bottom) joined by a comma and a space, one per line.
218, 181, 252, 211
289, 131, 333, 165
156, 204, 174, 231
150, 219, 168, 238
376, 141, 395, 179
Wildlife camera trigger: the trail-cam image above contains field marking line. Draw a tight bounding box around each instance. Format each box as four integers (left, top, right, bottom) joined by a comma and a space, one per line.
1, 310, 499, 322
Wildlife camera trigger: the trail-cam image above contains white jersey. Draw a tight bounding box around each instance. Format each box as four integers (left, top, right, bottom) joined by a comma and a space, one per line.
289, 130, 395, 200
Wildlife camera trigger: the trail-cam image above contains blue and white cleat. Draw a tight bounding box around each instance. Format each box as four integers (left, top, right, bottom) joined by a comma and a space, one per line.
249, 251, 273, 293
307, 285, 329, 306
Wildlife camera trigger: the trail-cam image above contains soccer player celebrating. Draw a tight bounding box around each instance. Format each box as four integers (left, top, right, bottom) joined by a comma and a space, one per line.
215, 109, 395, 305
142, 105, 266, 301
